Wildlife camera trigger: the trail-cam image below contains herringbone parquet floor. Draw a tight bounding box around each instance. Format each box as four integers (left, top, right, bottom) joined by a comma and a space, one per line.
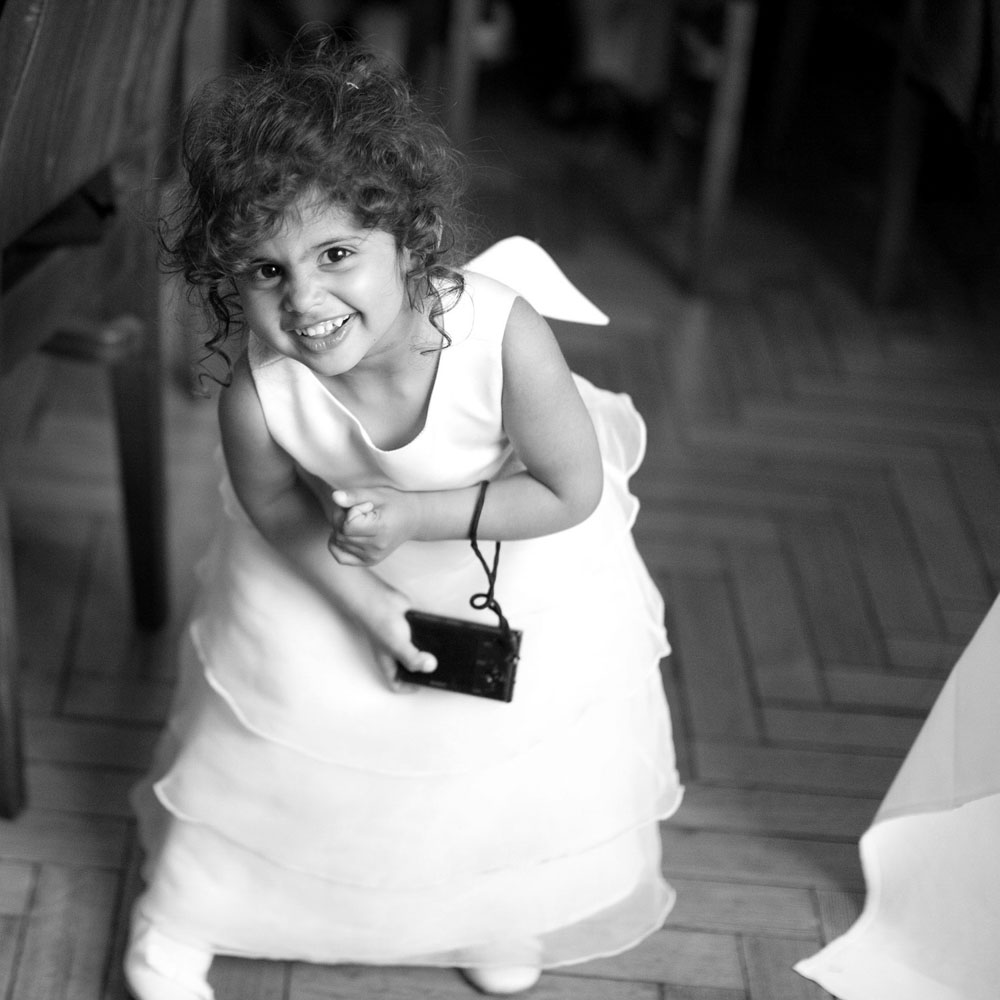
2, 59, 999, 1000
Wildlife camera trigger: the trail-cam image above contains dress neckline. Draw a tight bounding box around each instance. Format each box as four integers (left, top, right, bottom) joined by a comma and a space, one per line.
305, 341, 446, 454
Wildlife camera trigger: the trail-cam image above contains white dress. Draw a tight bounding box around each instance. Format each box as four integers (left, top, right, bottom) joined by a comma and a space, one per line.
132, 246, 682, 970
795, 592, 1000, 1000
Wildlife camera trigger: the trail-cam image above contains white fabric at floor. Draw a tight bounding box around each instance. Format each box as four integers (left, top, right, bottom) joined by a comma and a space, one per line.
795, 593, 1000, 1000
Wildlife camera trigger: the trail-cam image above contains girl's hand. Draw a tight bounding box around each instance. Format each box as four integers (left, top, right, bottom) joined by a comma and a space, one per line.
355, 580, 437, 691
328, 486, 420, 565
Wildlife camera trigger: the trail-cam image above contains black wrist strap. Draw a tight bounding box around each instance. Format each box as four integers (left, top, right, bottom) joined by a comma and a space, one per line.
468, 480, 513, 640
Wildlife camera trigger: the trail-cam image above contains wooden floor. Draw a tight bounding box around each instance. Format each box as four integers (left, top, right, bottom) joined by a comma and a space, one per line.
2, 69, 1000, 1000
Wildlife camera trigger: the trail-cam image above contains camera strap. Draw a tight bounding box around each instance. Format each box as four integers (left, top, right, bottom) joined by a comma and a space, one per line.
467, 480, 515, 646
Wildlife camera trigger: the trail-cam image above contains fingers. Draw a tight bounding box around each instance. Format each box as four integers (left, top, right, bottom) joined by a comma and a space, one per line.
330, 534, 376, 566
344, 502, 376, 525
362, 581, 437, 693
327, 538, 369, 566
342, 509, 377, 535
374, 647, 437, 694
399, 646, 437, 674
374, 650, 419, 693
332, 490, 375, 516
327, 516, 381, 564
328, 531, 389, 565
327, 508, 385, 566
387, 638, 438, 682
332, 490, 376, 523
331, 492, 378, 538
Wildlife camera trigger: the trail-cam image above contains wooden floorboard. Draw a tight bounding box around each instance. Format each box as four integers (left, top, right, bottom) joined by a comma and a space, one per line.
2, 64, 999, 1000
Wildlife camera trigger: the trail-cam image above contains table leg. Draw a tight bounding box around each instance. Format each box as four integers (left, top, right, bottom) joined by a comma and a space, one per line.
0, 483, 26, 819
110, 329, 169, 631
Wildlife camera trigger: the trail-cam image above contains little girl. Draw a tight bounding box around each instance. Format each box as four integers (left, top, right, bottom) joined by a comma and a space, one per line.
126, 40, 682, 1000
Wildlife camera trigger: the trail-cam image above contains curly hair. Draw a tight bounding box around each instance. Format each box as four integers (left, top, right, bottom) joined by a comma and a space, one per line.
160, 37, 470, 379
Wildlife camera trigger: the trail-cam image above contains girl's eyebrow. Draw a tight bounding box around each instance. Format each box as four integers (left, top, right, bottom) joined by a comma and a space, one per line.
312, 232, 365, 251
248, 229, 366, 258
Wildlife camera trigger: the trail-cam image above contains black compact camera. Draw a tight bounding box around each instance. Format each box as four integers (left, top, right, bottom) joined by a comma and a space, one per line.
397, 610, 521, 702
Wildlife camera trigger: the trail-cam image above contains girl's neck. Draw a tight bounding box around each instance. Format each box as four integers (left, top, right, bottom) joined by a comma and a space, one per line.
328, 306, 439, 389
320, 319, 446, 451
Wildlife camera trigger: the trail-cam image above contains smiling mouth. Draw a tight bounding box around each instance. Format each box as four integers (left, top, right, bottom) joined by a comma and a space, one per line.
294, 314, 355, 339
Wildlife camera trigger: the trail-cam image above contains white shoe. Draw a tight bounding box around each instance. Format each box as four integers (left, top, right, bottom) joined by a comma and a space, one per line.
124, 914, 214, 1000
462, 965, 541, 995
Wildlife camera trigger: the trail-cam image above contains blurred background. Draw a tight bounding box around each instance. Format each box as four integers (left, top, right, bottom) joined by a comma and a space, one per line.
229, 0, 1000, 303
199, 1, 998, 307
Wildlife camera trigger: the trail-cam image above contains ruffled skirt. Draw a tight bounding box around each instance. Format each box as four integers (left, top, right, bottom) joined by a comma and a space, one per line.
132, 381, 682, 968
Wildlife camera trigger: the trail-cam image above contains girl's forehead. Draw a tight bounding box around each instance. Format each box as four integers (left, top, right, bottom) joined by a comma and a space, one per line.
254, 197, 379, 255
278, 194, 361, 237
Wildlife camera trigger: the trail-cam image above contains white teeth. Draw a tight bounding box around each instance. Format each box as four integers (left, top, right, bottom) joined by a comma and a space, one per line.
296, 315, 352, 338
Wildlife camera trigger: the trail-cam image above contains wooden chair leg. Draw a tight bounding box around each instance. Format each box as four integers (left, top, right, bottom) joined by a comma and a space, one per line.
444, 0, 486, 146
110, 336, 169, 631
691, 0, 758, 293
46, 316, 170, 631
871, 72, 924, 305
0, 484, 27, 819
763, 0, 819, 155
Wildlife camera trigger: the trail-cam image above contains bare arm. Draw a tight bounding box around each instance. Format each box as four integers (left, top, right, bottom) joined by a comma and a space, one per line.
218, 352, 435, 677
330, 297, 603, 564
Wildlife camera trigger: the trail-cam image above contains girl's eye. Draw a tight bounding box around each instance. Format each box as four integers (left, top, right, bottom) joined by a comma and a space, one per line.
323, 246, 352, 265
245, 262, 281, 284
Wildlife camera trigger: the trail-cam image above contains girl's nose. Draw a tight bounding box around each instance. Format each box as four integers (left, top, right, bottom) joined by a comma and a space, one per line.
282, 272, 325, 315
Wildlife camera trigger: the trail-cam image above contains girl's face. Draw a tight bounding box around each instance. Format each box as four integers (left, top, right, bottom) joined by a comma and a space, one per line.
234, 196, 419, 379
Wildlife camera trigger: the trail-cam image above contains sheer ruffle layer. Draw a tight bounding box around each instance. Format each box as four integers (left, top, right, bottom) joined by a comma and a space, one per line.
133, 489, 681, 963
145, 637, 679, 887
136, 803, 673, 968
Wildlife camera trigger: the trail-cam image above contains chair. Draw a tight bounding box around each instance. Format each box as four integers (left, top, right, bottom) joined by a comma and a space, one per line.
0, 0, 202, 818
673, 0, 759, 292
451, 0, 758, 289
570, 0, 758, 293
352, 0, 490, 145
352, 0, 491, 145
440, 0, 488, 145
763, 0, 993, 305
238, 0, 489, 147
